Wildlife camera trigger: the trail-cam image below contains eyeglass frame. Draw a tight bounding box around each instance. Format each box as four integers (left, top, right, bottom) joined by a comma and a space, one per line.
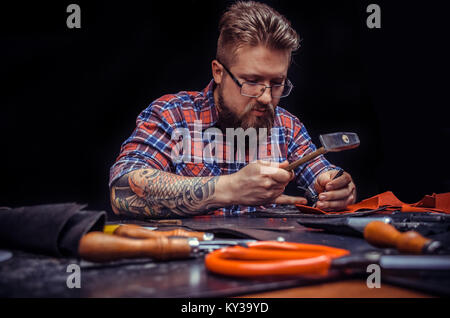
216, 59, 293, 98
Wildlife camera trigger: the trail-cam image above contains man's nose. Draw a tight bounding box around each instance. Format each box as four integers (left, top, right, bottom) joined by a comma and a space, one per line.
256, 86, 273, 105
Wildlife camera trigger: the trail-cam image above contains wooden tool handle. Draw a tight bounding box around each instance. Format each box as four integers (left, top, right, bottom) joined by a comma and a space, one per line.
363, 221, 431, 254
285, 147, 327, 171
78, 232, 192, 262
114, 224, 207, 241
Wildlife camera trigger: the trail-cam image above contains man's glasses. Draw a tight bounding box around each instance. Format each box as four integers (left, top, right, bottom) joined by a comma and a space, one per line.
217, 60, 293, 98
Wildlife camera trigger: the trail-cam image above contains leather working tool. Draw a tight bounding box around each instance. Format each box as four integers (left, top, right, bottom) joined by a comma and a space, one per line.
205, 241, 349, 276
363, 221, 443, 254
298, 217, 444, 254
297, 215, 393, 236
204, 240, 450, 278
79, 224, 251, 262
104, 224, 214, 241
302, 168, 344, 206
205, 218, 449, 277
297, 212, 450, 236
285, 132, 360, 171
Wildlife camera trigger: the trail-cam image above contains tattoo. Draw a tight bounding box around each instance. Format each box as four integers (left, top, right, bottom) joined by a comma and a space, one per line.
110, 168, 219, 218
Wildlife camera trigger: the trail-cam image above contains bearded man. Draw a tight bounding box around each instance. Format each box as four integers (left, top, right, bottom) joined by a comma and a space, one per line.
109, 1, 356, 218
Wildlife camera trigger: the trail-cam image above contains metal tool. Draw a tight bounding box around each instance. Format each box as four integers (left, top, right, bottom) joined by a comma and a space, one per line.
297, 216, 393, 236
205, 241, 450, 278
285, 132, 360, 171
188, 239, 257, 253
78, 231, 254, 263
298, 212, 450, 232
297, 217, 444, 254
332, 252, 450, 272
389, 211, 450, 224
331, 169, 344, 180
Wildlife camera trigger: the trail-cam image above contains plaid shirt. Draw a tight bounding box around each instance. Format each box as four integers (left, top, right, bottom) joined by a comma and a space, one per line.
109, 80, 337, 215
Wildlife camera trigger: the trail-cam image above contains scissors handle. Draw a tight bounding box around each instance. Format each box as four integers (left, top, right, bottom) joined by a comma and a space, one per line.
205, 241, 349, 277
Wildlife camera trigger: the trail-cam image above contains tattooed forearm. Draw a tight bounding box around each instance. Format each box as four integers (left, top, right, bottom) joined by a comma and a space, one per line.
110, 168, 220, 218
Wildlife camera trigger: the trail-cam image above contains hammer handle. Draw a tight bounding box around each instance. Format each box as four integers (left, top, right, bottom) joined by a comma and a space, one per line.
363, 221, 431, 254
114, 224, 206, 241
285, 147, 327, 171
78, 232, 192, 262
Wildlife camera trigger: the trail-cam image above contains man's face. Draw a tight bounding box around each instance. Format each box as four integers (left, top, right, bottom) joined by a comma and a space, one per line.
213, 45, 290, 131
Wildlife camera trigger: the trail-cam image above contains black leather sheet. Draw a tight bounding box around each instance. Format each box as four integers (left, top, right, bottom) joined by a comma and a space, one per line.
0, 203, 106, 257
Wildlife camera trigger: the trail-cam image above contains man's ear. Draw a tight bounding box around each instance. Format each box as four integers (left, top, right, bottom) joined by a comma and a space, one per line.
211, 60, 224, 85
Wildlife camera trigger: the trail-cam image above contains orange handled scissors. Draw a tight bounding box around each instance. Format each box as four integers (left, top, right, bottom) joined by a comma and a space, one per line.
205, 241, 349, 277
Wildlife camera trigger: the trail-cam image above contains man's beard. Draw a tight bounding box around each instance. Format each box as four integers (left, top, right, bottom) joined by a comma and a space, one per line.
216, 86, 275, 132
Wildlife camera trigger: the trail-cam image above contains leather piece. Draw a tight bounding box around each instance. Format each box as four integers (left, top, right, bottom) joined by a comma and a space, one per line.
0, 203, 106, 257
125, 216, 302, 240
59, 210, 106, 256
126, 222, 294, 240
295, 191, 450, 215
251, 205, 384, 218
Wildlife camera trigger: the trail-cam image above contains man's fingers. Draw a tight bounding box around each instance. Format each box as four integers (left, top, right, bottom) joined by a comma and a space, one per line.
274, 194, 307, 205
317, 173, 332, 188
268, 170, 294, 184
316, 183, 356, 211
258, 161, 292, 184
278, 160, 289, 170
314, 170, 357, 211
318, 184, 353, 201
256, 160, 273, 166
316, 199, 347, 211
325, 172, 352, 191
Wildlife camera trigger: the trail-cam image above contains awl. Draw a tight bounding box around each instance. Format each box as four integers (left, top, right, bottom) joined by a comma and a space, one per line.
297, 217, 444, 254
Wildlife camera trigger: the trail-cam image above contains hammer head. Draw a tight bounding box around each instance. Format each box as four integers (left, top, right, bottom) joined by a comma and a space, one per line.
319, 132, 360, 152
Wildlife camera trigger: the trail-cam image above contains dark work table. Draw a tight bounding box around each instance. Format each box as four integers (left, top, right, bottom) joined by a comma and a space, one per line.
1, 207, 449, 298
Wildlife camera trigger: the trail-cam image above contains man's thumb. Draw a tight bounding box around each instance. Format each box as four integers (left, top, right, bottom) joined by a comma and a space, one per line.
278, 160, 289, 169
318, 171, 332, 187
315, 172, 331, 193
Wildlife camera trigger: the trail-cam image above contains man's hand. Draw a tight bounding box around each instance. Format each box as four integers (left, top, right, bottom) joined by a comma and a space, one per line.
220, 160, 307, 206
313, 169, 356, 211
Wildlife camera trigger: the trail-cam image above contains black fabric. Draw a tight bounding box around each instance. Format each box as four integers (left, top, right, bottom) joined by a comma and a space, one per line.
58, 210, 106, 256
0, 203, 106, 257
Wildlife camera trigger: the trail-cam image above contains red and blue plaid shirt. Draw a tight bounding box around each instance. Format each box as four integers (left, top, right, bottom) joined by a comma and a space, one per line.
109, 80, 336, 215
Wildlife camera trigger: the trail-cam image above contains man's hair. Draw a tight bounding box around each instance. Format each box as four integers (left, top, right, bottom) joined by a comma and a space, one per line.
217, 1, 300, 66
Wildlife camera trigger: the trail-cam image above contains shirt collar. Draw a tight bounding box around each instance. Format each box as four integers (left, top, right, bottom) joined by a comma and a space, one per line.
202, 79, 219, 127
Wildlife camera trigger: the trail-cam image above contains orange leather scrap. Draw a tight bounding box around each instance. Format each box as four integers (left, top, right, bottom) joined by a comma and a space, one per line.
295, 191, 450, 215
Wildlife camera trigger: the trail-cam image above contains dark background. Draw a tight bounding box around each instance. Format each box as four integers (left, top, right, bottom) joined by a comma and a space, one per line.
1, 0, 448, 213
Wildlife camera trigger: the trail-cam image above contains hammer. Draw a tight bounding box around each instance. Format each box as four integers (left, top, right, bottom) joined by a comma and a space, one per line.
285, 132, 360, 171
